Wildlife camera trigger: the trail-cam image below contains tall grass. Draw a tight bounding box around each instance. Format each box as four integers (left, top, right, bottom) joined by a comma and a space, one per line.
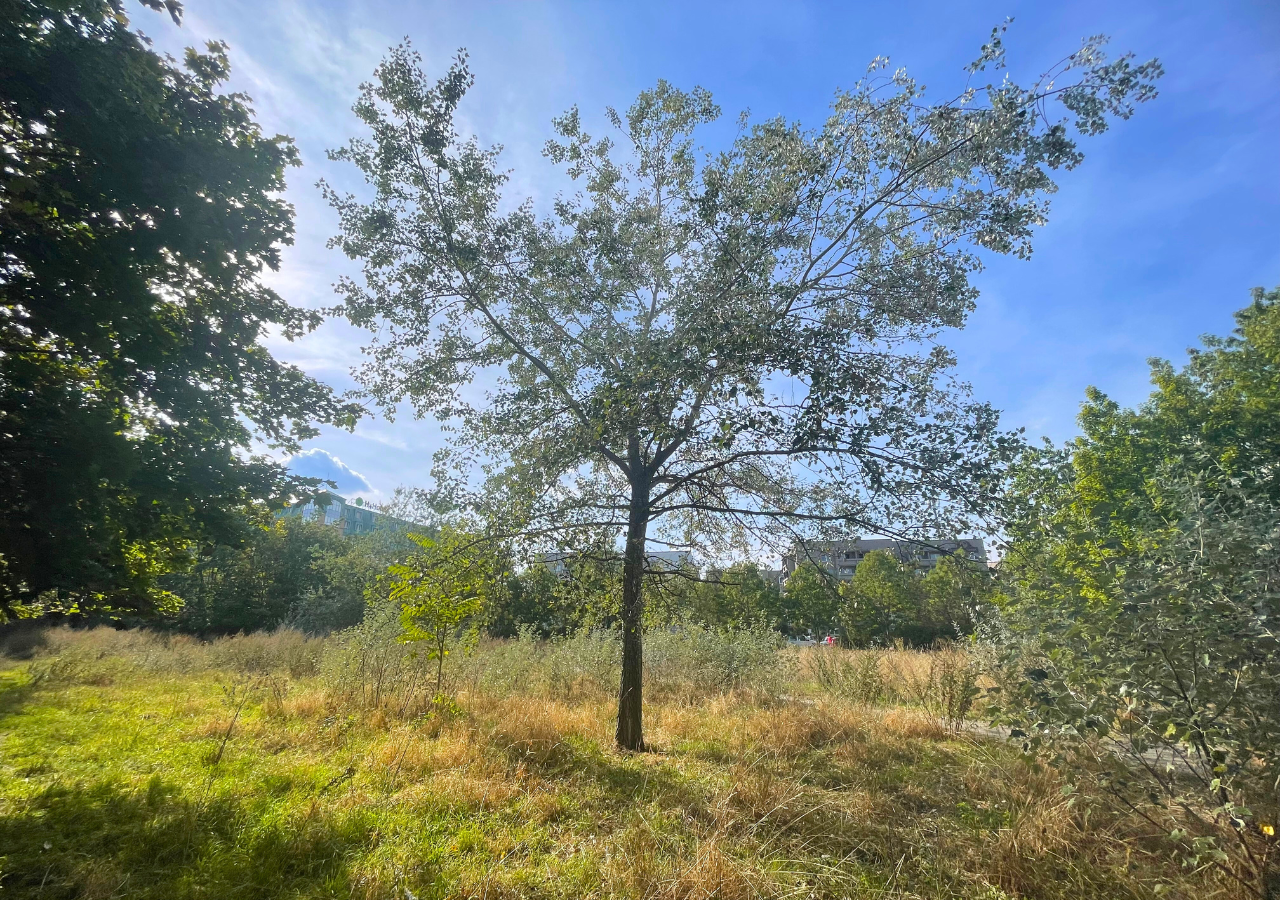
801, 643, 982, 730
15, 625, 325, 685
6, 622, 981, 728
455, 620, 789, 705
0, 623, 1237, 899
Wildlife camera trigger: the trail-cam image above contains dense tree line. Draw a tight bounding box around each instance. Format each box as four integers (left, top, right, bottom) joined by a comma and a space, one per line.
158, 517, 412, 635
154, 516, 992, 646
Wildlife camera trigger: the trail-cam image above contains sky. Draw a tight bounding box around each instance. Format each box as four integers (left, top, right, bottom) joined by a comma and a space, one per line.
139, 0, 1280, 504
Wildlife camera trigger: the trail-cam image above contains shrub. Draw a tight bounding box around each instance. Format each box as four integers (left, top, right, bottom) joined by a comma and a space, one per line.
882, 643, 979, 731
807, 647, 885, 706
321, 604, 435, 715
997, 475, 1280, 894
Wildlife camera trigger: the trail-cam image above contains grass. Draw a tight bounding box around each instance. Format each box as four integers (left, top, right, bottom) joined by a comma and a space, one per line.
0, 626, 1235, 899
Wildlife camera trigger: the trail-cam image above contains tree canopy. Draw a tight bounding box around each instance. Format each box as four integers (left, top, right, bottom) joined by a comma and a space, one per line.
1004, 285, 1280, 602
996, 287, 1280, 893
0, 0, 361, 619
327, 30, 1159, 749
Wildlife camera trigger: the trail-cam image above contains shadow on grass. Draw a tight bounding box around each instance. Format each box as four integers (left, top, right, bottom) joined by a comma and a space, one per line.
0, 778, 441, 900
0, 672, 36, 723
499, 733, 711, 814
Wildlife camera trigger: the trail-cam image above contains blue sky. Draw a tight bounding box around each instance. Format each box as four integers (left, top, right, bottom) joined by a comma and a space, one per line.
142, 0, 1279, 504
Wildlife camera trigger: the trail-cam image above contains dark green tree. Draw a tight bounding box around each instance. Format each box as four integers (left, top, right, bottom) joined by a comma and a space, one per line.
838, 549, 926, 645
0, 0, 361, 620
688, 563, 782, 629
166, 516, 343, 635
163, 516, 413, 635
782, 562, 841, 639
919, 551, 990, 638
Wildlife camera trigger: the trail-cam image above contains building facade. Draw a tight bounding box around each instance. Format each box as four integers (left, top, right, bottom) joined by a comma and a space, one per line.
276, 491, 403, 537
782, 537, 986, 581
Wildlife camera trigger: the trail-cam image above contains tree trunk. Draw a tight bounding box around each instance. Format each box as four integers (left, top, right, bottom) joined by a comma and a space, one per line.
616, 474, 649, 752
436, 638, 445, 698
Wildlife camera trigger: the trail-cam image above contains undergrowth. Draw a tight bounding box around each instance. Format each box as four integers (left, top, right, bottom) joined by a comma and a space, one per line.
0, 626, 1235, 899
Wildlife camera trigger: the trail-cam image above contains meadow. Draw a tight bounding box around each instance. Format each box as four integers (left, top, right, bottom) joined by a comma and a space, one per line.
0, 624, 1231, 900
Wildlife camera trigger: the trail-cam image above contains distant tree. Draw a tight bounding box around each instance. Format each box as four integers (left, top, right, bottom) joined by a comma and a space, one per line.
164, 517, 339, 635
0, 0, 361, 621
838, 550, 927, 646
674, 563, 781, 629
486, 553, 621, 637
163, 516, 412, 635
782, 562, 842, 638
327, 34, 1159, 748
486, 564, 560, 638
919, 551, 990, 638
706, 564, 783, 628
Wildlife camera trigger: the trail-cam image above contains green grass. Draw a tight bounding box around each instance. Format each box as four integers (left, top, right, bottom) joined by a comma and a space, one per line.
0, 630, 1232, 899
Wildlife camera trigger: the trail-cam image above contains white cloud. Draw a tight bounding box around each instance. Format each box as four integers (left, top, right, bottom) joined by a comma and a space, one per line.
286, 448, 374, 496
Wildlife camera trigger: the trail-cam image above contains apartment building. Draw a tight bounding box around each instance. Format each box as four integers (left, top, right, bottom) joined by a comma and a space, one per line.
276, 491, 406, 537
781, 537, 986, 581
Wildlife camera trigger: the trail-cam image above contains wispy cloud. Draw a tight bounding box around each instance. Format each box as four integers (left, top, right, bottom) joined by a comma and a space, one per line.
353, 427, 409, 451
134, 0, 1279, 490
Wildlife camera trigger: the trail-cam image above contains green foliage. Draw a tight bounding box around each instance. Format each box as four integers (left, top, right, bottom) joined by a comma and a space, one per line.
782, 563, 842, 638
0, 0, 361, 620
997, 287, 1280, 895
161, 517, 410, 636
839, 551, 925, 645
682, 564, 784, 630
920, 552, 990, 638
486, 565, 563, 638
325, 35, 1158, 748
1000, 477, 1280, 893
829, 550, 992, 647
392, 529, 488, 695
1007, 286, 1280, 600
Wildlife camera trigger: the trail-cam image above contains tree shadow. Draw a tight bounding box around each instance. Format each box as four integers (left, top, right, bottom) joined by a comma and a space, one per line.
499, 734, 712, 815
0, 778, 439, 899
0, 674, 36, 723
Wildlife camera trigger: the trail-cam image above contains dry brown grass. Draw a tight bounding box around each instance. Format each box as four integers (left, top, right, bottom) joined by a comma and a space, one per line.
1, 627, 1246, 900
658, 840, 768, 900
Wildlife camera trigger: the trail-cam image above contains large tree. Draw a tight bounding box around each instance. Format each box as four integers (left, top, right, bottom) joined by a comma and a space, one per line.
326, 29, 1159, 749
0, 0, 361, 619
